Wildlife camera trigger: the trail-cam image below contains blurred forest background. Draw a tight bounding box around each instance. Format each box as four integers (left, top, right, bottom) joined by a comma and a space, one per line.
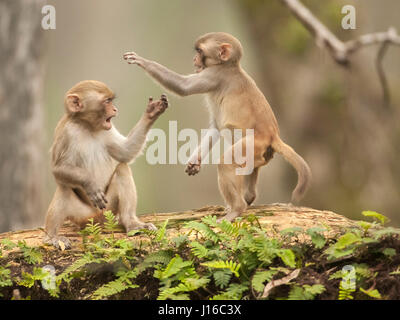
0, 0, 399, 232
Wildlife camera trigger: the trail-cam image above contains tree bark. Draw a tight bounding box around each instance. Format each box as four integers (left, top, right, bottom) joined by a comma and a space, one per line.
0, 0, 46, 232
0, 204, 358, 248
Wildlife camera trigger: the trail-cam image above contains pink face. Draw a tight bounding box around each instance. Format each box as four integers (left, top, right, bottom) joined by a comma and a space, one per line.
193, 47, 205, 73
102, 97, 118, 130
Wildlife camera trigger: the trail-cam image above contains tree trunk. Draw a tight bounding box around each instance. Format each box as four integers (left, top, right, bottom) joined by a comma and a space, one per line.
0, 0, 46, 232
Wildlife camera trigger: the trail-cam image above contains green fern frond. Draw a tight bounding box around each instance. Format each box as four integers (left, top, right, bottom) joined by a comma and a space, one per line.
288, 284, 325, 300
57, 254, 100, 283
92, 278, 138, 300
213, 269, 232, 289
137, 250, 174, 272
338, 282, 355, 300
184, 221, 220, 242
155, 219, 169, 242
201, 260, 241, 277
103, 211, 119, 233
201, 215, 219, 228
190, 241, 209, 258
252, 269, 278, 292
218, 220, 241, 236
210, 283, 248, 300
155, 255, 193, 280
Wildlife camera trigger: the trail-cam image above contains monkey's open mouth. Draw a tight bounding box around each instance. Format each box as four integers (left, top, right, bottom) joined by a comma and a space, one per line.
103, 116, 114, 129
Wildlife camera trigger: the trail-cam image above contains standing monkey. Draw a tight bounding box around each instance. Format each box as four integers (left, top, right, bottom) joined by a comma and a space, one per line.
44, 80, 168, 248
124, 32, 311, 221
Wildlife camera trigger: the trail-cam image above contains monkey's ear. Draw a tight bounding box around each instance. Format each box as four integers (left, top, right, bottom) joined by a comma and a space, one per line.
66, 94, 83, 113
219, 43, 232, 61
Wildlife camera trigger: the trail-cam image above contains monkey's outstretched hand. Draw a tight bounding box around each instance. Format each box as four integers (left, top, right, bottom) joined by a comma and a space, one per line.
123, 51, 146, 67
145, 94, 169, 121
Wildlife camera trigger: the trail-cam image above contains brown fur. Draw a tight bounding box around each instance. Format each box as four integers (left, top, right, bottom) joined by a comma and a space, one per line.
44, 81, 168, 248
124, 32, 311, 221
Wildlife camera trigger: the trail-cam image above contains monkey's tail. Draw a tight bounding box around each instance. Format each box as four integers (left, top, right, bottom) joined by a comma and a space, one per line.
271, 137, 312, 203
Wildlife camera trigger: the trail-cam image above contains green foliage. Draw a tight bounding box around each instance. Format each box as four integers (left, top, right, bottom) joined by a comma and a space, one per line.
362, 211, 389, 226
211, 283, 249, 300
359, 287, 381, 299
201, 260, 241, 277
103, 210, 119, 234
306, 227, 327, 249
0, 209, 399, 300
288, 284, 326, 300
213, 269, 232, 289
17, 241, 43, 265
92, 269, 139, 300
252, 269, 278, 292
338, 282, 355, 300
0, 265, 12, 296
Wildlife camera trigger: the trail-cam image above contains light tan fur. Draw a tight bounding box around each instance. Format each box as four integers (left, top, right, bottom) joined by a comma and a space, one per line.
124, 32, 311, 221
44, 80, 168, 248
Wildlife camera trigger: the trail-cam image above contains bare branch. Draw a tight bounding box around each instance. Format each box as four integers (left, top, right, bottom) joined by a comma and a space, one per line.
279, 0, 400, 63
376, 41, 391, 109
279, 0, 348, 64
279, 0, 400, 107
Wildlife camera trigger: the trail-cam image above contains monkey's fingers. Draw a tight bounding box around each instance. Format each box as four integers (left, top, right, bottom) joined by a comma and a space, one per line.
123, 51, 137, 59
91, 192, 107, 210
185, 163, 201, 176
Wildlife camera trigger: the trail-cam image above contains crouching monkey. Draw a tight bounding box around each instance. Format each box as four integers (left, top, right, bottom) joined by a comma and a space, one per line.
44, 80, 168, 249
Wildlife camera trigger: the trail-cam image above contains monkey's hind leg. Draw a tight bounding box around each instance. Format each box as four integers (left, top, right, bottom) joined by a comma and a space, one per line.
43, 187, 92, 249
217, 162, 247, 222
244, 167, 260, 206
107, 163, 157, 232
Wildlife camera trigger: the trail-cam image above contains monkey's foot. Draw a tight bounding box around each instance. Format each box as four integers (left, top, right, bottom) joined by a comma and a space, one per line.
217, 211, 241, 223
127, 222, 157, 233
270, 202, 293, 207
43, 236, 72, 250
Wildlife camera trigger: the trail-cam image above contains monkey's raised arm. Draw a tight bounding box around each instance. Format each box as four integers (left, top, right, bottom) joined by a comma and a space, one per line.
106, 117, 151, 164
123, 52, 218, 96
106, 95, 168, 163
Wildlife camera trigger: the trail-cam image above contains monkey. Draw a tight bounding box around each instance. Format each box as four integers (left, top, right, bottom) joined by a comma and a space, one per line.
123, 32, 311, 222
44, 80, 168, 249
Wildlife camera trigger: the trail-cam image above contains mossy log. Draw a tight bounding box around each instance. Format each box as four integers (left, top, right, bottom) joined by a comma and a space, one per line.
0, 204, 357, 250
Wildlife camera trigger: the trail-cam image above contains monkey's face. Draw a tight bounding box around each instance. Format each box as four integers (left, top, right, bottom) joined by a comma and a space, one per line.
194, 40, 233, 72
193, 47, 206, 73
99, 96, 118, 130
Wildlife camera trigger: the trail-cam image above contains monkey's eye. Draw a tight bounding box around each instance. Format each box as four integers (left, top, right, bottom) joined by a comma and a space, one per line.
104, 98, 113, 104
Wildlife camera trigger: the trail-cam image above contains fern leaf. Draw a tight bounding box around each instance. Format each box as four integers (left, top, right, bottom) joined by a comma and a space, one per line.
92, 278, 138, 300
190, 241, 208, 258
201, 260, 240, 277
156, 219, 169, 242
252, 269, 278, 292
213, 270, 232, 289
184, 221, 220, 242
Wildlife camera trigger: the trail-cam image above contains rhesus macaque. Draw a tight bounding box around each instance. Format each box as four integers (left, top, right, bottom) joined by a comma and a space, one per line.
124, 32, 311, 221
44, 80, 168, 249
